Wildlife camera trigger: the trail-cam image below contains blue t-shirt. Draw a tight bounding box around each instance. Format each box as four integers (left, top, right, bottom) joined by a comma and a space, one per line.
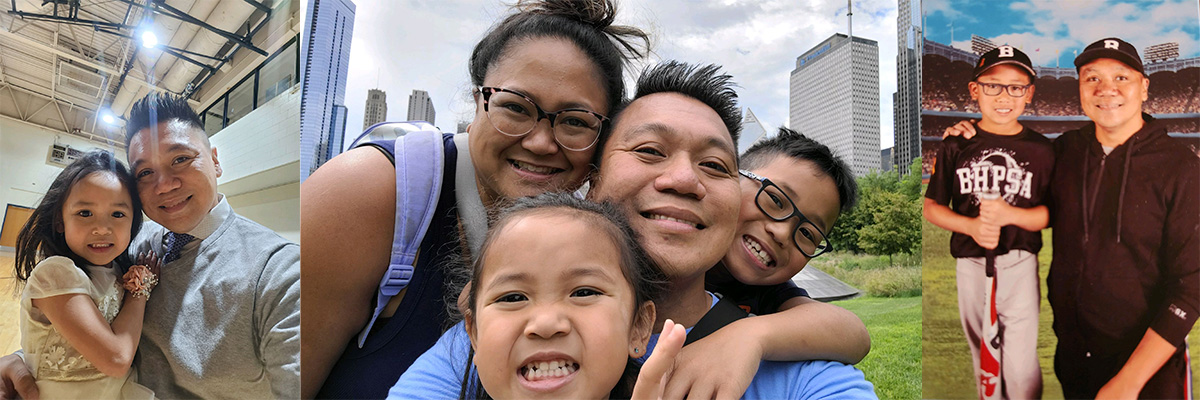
389, 293, 877, 399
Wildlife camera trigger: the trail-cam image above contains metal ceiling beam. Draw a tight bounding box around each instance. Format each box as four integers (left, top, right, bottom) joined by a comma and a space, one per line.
156, 46, 216, 72
1, 81, 71, 125
0, 28, 173, 95
242, 0, 269, 14
164, 44, 226, 62
52, 99, 70, 132
189, 6, 274, 97
0, 81, 124, 145
66, 24, 84, 56
152, 1, 268, 56
95, 27, 226, 63
0, 110, 124, 148
93, 27, 219, 74
111, 45, 139, 108
129, 0, 268, 56
4, 84, 27, 120
6, 10, 136, 30
29, 100, 52, 122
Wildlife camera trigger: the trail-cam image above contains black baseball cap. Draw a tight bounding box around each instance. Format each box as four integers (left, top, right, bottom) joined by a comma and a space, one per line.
1074, 37, 1144, 74
973, 45, 1036, 80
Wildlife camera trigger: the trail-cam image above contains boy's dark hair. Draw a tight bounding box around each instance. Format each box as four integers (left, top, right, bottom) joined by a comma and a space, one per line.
597, 61, 741, 163
459, 192, 667, 400
741, 127, 859, 212
469, 0, 649, 148
124, 92, 205, 149
14, 150, 143, 283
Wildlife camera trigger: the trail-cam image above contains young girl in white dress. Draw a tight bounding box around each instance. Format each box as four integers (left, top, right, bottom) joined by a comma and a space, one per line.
13, 150, 159, 399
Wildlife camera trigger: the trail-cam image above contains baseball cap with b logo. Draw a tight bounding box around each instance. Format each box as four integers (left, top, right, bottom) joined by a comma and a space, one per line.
1073, 37, 1144, 74
973, 45, 1036, 80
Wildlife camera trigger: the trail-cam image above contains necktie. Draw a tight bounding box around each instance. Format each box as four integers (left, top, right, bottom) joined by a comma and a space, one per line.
163, 232, 196, 264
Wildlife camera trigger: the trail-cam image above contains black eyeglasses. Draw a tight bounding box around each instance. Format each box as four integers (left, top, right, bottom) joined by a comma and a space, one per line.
975, 82, 1031, 97
479, 87, 609, 151
739, 170, 833, 258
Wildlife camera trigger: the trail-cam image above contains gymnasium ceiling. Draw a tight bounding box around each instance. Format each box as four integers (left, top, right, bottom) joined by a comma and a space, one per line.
1, 0, 274, 146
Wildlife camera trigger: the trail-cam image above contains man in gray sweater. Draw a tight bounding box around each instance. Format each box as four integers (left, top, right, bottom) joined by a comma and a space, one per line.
0, 93, 300, 398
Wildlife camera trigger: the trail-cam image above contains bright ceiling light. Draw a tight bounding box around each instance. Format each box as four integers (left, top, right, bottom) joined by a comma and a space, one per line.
141, 30, 158, 48
101, 110, 116, 125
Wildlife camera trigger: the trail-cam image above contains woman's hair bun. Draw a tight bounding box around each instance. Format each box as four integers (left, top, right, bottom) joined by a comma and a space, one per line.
517, 0, 616, 30
514, 0, 648, 58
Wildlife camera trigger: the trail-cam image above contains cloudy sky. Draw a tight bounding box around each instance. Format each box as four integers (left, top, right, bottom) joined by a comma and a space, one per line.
338, 0, 901, 152
924, 0, 1200, 68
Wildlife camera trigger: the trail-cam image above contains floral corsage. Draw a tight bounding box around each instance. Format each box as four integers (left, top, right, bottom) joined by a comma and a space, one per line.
125, 251, 161, 300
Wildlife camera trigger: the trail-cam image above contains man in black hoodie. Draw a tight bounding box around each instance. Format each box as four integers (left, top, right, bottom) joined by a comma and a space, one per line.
1047, 37, 1199, 399
942, 37, 1199, 398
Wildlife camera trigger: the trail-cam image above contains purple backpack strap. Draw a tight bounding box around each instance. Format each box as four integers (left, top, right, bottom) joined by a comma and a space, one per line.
357, 122, 444, 347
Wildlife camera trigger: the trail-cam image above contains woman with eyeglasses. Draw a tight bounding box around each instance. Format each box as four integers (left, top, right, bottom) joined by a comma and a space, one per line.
300, 0, 647, 397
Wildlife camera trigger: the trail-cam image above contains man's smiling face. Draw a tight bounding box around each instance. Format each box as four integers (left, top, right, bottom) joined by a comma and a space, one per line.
1078, 58, 1149, 137
588, 92, 741, 280
127, 120, 222, 234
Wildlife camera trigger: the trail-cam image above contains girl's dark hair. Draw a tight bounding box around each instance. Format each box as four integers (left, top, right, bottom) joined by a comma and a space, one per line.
14, 150, 143, 282
469, 0, 649, 141
459, 192, 667, 400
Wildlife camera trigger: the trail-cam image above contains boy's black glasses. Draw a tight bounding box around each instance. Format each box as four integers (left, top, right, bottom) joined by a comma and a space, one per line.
739, 170, 833, 258
479, 87, 609, 151
976, 82, 1031, 97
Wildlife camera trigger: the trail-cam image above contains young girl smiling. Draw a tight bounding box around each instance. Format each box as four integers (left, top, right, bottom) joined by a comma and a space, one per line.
460, 193, 684, 399
14, 150, 158, 399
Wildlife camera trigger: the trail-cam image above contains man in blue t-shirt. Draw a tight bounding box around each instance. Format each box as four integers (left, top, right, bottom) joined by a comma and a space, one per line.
390, 61, 875, 399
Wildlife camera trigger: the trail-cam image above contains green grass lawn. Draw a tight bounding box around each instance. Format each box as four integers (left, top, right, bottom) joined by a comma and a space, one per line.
922, 218, 1200, 399
840, 295, 922, 400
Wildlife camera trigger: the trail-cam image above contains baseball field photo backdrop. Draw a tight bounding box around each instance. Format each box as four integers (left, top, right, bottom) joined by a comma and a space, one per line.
920, 0, 1200, 399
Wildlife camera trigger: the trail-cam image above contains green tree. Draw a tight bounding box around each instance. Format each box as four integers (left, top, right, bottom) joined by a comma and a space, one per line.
829, 202, 866, 253
899, 157, 923, 200
857, 190, 921, 265
828, 157, 923, 257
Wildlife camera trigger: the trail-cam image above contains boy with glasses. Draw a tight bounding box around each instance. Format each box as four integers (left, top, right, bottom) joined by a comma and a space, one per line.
705, 127, 858, 318
923, 45, 1053, 399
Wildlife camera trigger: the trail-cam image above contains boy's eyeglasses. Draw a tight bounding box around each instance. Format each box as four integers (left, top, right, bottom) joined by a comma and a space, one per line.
738, 170, 833, 258
976, 82, 1031, 97
479, 86, 609, 151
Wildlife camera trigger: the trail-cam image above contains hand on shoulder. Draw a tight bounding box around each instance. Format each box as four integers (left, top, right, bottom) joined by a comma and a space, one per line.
943, 120, 978, 140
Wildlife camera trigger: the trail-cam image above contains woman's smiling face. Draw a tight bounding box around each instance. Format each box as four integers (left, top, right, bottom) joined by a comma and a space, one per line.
467, 212, 648, 400
468, 37, 608, 207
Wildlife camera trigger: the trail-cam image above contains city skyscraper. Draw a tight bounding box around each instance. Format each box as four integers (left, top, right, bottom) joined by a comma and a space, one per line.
363, 88, 387, 130
894, 0, 922, 174
881, 146, 893, 172
407, 89, 435, 126
789, 33, 881, 177
324, 104, 347, 160
738, 108, 770, 154
301, 0, 355, 181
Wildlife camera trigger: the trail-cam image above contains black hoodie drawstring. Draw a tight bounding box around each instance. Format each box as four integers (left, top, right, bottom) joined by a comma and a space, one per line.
1083, 149, 1091, 244
1083, 134, 1137, 245
1116, 136, 1134, 243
